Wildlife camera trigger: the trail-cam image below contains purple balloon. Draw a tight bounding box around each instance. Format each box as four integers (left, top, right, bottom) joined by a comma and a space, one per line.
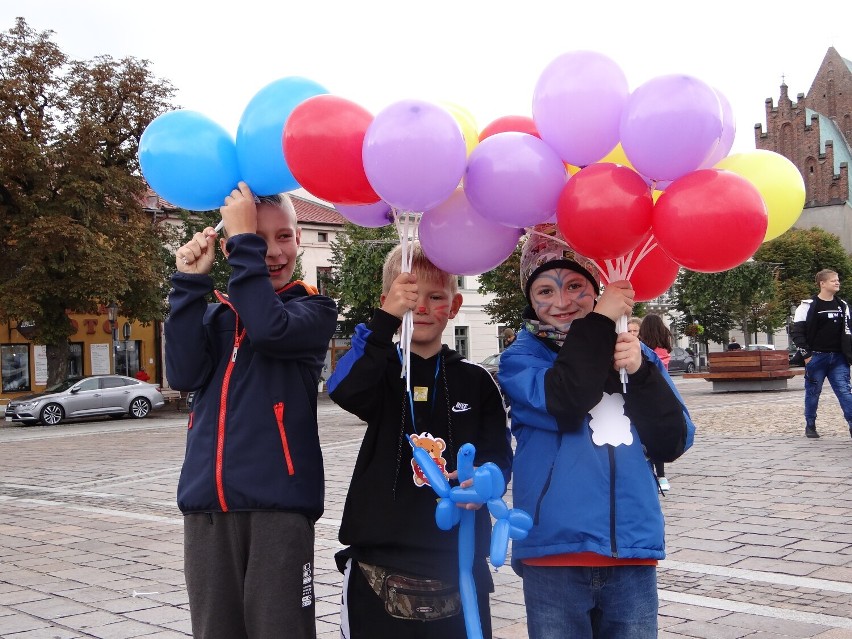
363, 100, 467, 212
533, 51, 629, 167
464, 132, 567, 228
620, 75, 723, 182
701, 88, 736, 168
420, 189, 522, 276
333, 200, 393, 227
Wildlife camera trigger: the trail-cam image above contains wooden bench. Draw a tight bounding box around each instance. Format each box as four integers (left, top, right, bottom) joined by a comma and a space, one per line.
683, 350, 803, 392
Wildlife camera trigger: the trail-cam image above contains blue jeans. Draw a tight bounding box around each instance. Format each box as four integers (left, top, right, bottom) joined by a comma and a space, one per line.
804, 352, 852, 426
523, 565, 658, 639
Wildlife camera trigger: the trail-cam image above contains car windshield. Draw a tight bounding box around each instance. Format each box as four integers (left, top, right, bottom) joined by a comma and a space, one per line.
44, 377, 84, 393
481, 354, 500, 366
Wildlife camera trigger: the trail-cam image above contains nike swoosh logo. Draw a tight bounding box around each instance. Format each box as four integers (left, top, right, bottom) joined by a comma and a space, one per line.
451, 406, 472, 413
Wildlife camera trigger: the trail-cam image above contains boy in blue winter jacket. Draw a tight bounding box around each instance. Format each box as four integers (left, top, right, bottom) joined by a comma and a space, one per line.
498, 224, 694, 639
166, 182, 338, 639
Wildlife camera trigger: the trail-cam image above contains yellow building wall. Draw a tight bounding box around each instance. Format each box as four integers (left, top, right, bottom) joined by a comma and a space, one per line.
0, 311, 160, 400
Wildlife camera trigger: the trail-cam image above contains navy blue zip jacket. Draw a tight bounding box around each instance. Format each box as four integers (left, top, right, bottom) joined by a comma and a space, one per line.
165, 233, 338, 520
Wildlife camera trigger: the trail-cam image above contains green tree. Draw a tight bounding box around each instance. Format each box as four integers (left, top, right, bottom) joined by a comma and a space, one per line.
672, 262, 782, 347
477, 242, 526, 328
327, 222, 398, 329
0, 18, 176, 384
754, 227, 852, 309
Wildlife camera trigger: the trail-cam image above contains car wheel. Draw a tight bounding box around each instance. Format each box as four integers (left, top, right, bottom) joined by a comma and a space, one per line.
685, 362, 696, 373
40, 403, 64, 426
129, 397, 151, 419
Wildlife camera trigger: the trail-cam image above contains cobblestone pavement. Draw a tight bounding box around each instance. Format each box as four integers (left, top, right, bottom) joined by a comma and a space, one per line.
1, 374, 852, 638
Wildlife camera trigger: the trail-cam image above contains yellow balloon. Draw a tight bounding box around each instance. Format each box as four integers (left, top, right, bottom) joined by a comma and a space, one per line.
565, 162, 582, 176
441, 102, 479, 157
652, 189, 664, 203
715, 150, 805, 242
599, 142, 634, 170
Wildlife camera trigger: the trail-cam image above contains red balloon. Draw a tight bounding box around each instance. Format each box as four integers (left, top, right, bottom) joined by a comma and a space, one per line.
479, 115, 540, 142
283, 95, 379, 205
653, 169, 768, 273
556, 163, 653, 260
622, 236, 680, 301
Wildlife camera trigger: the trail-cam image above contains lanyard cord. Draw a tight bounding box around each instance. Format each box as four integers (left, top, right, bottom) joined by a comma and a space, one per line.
397, 345, 441, 434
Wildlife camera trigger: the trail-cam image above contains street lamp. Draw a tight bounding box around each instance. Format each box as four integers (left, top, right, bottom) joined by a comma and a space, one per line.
106, 302, 118, 374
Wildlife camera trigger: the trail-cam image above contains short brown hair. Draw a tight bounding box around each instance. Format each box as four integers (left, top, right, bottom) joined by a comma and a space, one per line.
382, 241, 458, 296
816, 269, 838, 286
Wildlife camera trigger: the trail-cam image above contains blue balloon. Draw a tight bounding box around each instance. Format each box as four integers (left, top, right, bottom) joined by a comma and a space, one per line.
139, 110, 240, 211
236, 76, 328, 196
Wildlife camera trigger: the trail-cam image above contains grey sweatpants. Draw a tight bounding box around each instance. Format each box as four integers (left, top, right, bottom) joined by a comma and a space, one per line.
184, 511, 316, 639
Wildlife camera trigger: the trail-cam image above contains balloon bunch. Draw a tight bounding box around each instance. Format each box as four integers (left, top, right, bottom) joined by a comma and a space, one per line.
410, 439, 532, 639
139, 49, 807, 299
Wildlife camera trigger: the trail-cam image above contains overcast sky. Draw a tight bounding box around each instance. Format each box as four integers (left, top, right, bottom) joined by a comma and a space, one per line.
4, 0, 850, 156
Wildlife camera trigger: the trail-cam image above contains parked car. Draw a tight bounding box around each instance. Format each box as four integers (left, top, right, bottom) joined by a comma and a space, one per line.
745, 343, 776, 351
667, 347, 696, 374
4, 375, 166, 426
480, 353, 501, 379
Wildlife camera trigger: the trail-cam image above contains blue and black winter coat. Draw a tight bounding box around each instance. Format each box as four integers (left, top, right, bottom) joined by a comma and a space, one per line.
165, 233, 338, 520
498, 312, 695, 568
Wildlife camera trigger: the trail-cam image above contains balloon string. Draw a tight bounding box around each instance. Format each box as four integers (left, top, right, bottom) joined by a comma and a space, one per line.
392, 210, 421, 394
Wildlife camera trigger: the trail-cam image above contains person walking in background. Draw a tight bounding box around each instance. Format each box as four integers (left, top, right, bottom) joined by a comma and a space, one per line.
791, 269, 852, 439
165, 183, 338, 639
727, 337, 742, 351
627, 317, 642, 338
638, 314, 674, 492
498, 224, 694, 638
502, 327, 516, 349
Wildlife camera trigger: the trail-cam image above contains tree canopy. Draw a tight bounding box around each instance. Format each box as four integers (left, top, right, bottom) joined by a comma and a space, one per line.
0, 17, 176, 382
754, 227, 852, 308
327, 222, 398, 328
477, 242, 526, 329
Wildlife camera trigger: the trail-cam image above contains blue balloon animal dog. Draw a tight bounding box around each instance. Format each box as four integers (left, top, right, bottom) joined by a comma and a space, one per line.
409, 439, 532, 639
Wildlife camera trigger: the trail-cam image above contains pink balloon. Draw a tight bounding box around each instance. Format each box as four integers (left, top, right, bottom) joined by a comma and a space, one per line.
533, 51, 629, 167
557, 163, 653, 260
420, 189, 522, 275
362, 100, 466, 212
653, 169, 767, 273
464, 132, 567, 228
333, 200, 392, 227
621, 75, 723, 182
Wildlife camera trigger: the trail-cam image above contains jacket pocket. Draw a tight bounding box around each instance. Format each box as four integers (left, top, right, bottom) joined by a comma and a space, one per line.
274, 402, 295, 476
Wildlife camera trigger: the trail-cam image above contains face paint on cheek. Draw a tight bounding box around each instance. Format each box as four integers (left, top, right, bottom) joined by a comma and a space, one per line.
432, 303, 450, 321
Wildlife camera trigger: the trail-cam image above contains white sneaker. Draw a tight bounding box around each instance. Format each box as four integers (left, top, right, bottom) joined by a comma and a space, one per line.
658, 477, 670, 492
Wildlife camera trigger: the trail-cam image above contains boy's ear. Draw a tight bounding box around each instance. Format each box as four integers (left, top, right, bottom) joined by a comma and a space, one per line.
219, 237, 229, 257
448, 293, 463, 319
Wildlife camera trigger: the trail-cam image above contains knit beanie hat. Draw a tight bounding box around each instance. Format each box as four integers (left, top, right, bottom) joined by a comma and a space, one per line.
520, 223, 601, 302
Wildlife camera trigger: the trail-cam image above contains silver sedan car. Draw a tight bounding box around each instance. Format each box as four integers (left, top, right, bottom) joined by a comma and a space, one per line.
5, 375, 165, 426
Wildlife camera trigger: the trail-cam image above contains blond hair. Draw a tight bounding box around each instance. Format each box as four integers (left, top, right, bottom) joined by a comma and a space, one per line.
816, 269, 838, 286
382, 241, 458, 295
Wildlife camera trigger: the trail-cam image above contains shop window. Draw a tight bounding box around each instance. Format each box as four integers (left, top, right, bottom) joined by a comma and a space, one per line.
114, 340, 141, 377
69, 342, 83, 378
2, 344, 31, 392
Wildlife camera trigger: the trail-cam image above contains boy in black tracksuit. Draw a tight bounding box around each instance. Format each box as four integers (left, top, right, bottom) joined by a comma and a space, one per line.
328, 241, 512, 639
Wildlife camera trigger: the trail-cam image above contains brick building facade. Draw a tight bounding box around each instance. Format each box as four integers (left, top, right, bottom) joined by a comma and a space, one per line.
754, 47, 852, 248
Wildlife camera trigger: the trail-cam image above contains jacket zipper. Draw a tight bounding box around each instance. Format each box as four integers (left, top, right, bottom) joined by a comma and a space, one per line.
215, 317, 246, 512
608, 446, 618, 558
274, 402, 295, 475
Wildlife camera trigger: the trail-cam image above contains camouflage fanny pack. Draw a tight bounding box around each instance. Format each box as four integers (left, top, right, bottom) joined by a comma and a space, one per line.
358, 561, 461, 621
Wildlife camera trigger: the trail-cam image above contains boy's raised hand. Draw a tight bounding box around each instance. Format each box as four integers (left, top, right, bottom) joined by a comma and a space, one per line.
175, 228, 217, 275
593, 280, 635, 323
613, 332, 642, 375
219, 181, 258, 237
381, 272, 418, 320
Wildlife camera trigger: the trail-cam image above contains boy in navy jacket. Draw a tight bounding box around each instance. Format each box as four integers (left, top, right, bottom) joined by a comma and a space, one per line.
166, 182, 337, 639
